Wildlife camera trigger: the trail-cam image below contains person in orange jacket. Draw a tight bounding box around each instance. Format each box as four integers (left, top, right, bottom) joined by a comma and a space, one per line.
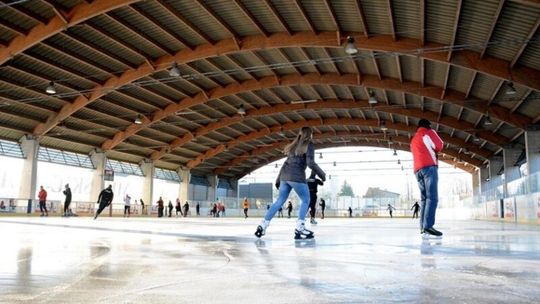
38, 185, 48, 217
242, 197, 249, 219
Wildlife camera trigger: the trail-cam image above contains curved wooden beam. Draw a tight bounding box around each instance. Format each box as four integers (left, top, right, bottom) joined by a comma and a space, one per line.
102, 73, 529, 152
214, 132, 478, 175
33, 32, 540, 137
0, 0, 140, 66
226, 140, 476, 178
149, 98, 504, 162
185, 118, 484, 170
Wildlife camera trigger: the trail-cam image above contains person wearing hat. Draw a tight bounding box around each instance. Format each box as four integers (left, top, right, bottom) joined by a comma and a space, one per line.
63, 184, 72, 217
411, 119, 444, 238
94, 185, 114, 220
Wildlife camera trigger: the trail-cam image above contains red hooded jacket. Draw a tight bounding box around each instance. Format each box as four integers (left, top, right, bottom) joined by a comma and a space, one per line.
411, 127, 444, 173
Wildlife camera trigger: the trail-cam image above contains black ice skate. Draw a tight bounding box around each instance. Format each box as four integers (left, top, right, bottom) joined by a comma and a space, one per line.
254, 225, 266, 238
294, 226, 314, 240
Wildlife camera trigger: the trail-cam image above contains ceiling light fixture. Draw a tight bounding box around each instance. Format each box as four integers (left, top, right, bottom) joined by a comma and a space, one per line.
393, 149, 397, 156
237, 104, 246, 115
319, 153, 323, 159
333, 161, 336, 167
134, 114, 143, 125
380, 120, 388, 131
368, 90, 378, 104
484, 114, 493, 126
169, 63, 181, 77
397, 159, 401, 165
45, 81, 56, 94
344, 36, 358, 55
505, 82, 517, 95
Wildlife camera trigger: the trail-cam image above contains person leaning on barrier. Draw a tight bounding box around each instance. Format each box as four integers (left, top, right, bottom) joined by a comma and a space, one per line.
94, 185, 114, 220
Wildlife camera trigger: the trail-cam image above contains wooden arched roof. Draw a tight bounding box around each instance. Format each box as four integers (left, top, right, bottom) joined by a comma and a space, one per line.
0, 0, 539, 178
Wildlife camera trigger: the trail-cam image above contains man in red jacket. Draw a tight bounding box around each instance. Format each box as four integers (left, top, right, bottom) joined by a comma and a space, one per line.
38, 185, 48, 217
411, 119, 444, 238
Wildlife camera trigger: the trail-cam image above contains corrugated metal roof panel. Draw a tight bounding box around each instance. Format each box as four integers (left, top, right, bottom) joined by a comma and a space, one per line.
516, 91, 540, 119
447, 66, 474, 94
112, 7, 181, 53
0, 126, 25, 141
75, 107, 128, 129
272, 0, 311, 32
39, 136, 94, 155
0, 67, 71, 109
0, 28, 17, 44
517, 31, 540, 70
241, 0, 283, 34
0, 102, 50, 122
232, 52, 275, 79
331, 0, 364, 33
106, 150, 145, 164
393, 0, 420, 39
280, 48, 318, 75
206, 0, 261, 37
170, 0, 234, 41
459, 108, 477, 124
261, 49, 299, 76
19, 1, 55, 21
27, 43, 107, 87
15, 53, 95, 91
455, 0, 500, 53
327, 48, 355, 74
469, 73, 500, 101
90, 15, 165, 59
377, 54, 399, 80
137, 1, 206, 46
70, 25, 143, 67
301, 0, 337, 32
486, 1, 540, 61
0, 112, 36, 131
424, 60, 447, 87
0, 7, 39, 32
425, 0, 459, 45
304, 47, 336, 74
355, 50, 377, 75
361, 0, 393, 35
399, 55, 421, 83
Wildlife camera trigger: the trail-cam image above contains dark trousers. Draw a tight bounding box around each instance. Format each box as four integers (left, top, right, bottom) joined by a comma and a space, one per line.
64, 201, 71, 214
39, 201, 48, 213
413, 210, 419, 218
309, 193, 317, 218
287, 209, 292, 218
124, 206, 130, 216
184, 208, 188, 217
158, 206, 164, 217
168, 207, 173, 217
95, 201, 109, 218
243, 208, 248, 218
389, 211, 393, 218
321, 207, 325, 219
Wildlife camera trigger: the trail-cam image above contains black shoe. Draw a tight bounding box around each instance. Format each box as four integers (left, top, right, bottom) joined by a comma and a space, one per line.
423, 227, 443, 237
254, 225, 266, 238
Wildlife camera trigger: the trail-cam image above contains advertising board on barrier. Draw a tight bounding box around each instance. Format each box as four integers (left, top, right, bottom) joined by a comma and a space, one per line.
486, 200, 498, 218
504, 198, 515, 219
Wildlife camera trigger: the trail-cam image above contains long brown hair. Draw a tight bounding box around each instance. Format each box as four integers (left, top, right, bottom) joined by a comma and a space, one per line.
283, 127, 312, 156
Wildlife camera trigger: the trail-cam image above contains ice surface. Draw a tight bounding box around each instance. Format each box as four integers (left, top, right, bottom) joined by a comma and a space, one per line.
0, 217, 539, 303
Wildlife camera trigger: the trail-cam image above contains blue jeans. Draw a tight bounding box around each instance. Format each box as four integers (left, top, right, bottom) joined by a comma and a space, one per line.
264, 181, 310, 222
415, 166, 438, 230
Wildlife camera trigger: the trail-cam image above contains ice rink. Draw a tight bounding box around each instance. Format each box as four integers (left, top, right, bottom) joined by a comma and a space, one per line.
0, 216, 539, 304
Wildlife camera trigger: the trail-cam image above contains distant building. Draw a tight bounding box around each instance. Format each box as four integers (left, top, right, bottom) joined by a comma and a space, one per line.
363, 187, 400, 208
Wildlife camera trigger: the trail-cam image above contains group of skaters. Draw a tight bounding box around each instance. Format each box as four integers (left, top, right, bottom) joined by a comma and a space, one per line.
255, 118, 444, 240
210, 200, 226, 217
33, 119, 443, 241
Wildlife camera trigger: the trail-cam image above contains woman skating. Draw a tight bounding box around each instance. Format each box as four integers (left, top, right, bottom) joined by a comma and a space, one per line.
254, 127, 325, 240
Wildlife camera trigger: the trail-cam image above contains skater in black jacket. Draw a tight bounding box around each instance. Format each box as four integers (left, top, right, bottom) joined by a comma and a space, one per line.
94, 185, 114, 220
307, 170, 324, 225
411, 202, 420, 219
63, 184, 72, 217
319, 198, 326, 219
